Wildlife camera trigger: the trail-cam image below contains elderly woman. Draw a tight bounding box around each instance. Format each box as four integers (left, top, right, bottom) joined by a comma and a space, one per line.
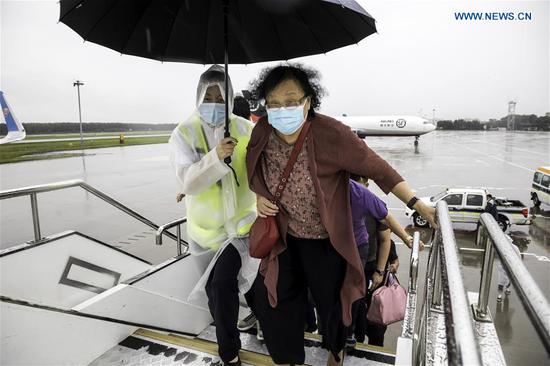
246, 64, 435, 366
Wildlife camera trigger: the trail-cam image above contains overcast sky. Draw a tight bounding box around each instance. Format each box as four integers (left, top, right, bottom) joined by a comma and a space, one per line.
1, 0, 548, 123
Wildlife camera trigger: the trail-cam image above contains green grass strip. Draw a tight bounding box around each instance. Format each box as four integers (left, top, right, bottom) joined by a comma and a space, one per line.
0, 136, 169, 164
24, 131, 171, 140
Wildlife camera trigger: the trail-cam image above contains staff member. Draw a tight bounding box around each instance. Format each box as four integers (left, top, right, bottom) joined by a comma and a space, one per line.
169, 65, 259, 366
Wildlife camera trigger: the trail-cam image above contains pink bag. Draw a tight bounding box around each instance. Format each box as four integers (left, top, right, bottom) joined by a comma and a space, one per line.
367, 272, 407, 325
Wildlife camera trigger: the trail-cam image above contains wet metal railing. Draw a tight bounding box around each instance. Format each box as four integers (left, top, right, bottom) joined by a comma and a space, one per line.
395, 231, 420, 365
0, 179, 186, 248
475, 213, 550, 354
410, 201, 482, 366
402, 231, 421, 338
156, 217, 188, 256
435, 201, 482, 366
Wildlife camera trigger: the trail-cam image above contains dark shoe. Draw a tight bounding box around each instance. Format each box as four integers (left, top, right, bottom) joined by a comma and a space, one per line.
305, 324, 318, 333
212, 357, 241, 366
237, 312, 257, 331
345, 336, 357, 349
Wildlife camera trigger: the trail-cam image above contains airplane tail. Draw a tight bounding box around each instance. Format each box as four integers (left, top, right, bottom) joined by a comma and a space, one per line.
0, 91, 26, 144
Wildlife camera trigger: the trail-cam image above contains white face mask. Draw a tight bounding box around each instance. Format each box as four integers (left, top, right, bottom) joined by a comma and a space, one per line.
266, 102, 306, 135
198, 103, 225, 126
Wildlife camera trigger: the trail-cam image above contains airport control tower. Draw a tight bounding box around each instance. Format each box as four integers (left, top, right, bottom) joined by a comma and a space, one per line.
507, 101, 516, 131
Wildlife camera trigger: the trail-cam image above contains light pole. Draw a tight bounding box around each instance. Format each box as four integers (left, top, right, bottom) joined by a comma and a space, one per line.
73, 80, 84, 149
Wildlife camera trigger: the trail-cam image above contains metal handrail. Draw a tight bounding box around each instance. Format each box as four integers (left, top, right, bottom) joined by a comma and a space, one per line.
156, 217, 188, 256
395, 231, 421, 366
475, 213, 550, 354
411, 201, 483, 366
409, 232, 420, 295
402, 231, 420, 339
436, 201, 482, 366
405, 202, 549, 365
0, 179, 185, 247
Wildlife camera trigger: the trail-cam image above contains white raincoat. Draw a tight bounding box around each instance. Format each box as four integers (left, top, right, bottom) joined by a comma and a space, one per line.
169, 65, 259, 310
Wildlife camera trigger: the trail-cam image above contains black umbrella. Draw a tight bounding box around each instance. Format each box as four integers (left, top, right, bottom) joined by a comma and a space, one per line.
59, 0, 377, 163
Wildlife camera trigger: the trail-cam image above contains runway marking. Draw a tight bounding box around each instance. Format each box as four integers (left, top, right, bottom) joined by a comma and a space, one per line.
410, 185, 528, 192
414, 184, 447, 191
475, 159, 491, 167
521, 253, 550, 262
394, 242, 550, 263
486, 155, 536, 173
482, 187, 530, 191
138, 156, 169, 162
466, 139, 549, 157
450, 142, 535, 173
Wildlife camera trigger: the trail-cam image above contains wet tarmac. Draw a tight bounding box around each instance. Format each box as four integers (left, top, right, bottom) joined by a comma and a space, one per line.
1, 130, 549, 364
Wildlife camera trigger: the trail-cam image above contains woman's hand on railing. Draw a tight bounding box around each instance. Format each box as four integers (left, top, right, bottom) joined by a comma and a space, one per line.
415, 202, 437, 229
257, 194, 279, 218
390, 182, 437, 228
406, 236, 425, 251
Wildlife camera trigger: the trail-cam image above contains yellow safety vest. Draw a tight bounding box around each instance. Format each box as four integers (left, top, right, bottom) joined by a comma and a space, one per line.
177, 114, 256, 250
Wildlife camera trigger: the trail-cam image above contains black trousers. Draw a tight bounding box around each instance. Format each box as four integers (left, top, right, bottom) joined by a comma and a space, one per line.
252, 235, 347, 365
348, 245, 368, 339
205, 244, 242, 363
354, 260, 387, 346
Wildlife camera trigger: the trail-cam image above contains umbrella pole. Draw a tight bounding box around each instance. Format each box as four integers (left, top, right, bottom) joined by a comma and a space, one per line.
223, 0, 231, 165
223, 0, 230, 139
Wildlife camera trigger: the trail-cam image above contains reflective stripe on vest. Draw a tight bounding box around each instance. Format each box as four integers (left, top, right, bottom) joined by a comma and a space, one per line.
177, 115, 256, 250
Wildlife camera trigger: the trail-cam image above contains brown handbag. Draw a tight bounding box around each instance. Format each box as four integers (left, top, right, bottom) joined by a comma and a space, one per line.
249, 121, 311, 259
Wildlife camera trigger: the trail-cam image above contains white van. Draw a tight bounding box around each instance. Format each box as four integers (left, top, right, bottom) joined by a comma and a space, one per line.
531, 166, 550, 207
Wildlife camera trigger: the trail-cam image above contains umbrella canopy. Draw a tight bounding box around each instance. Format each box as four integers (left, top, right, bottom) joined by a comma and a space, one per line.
59, 0, 376, 166
59, 0, 376, 64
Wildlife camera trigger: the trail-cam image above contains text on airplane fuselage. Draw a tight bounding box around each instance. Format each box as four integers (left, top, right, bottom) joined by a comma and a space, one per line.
379, 119, 407, 128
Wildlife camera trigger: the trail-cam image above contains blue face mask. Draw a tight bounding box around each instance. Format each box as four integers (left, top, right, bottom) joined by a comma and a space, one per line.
198, 103, 225, 126
267, 103, 306, 135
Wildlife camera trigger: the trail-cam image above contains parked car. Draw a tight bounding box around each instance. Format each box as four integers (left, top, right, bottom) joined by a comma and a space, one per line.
406, 188, 530, 231
531, 166, 550, 207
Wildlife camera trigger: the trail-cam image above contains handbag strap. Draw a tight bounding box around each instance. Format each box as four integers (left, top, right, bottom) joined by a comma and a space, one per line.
273, 120, 312, 203
384, 271, 400, 286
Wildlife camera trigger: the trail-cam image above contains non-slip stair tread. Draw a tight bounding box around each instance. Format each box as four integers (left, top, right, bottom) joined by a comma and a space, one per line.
196, 324, 396, 365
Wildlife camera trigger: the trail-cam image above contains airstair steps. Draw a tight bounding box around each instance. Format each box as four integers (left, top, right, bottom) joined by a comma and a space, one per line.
90, 328, 278, 366
90, 327, 397, 366
0, 231, 152, 309
467, 292, 507, 366
72, 252, 213, 336
422, 293, 507, 366
197, 324, 396, 365
113, 227, 181, 265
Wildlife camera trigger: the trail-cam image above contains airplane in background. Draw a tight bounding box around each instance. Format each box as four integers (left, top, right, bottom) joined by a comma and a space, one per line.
337, 114, 436, 145
0, 91, 26, 144
242, 91, 435, 145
